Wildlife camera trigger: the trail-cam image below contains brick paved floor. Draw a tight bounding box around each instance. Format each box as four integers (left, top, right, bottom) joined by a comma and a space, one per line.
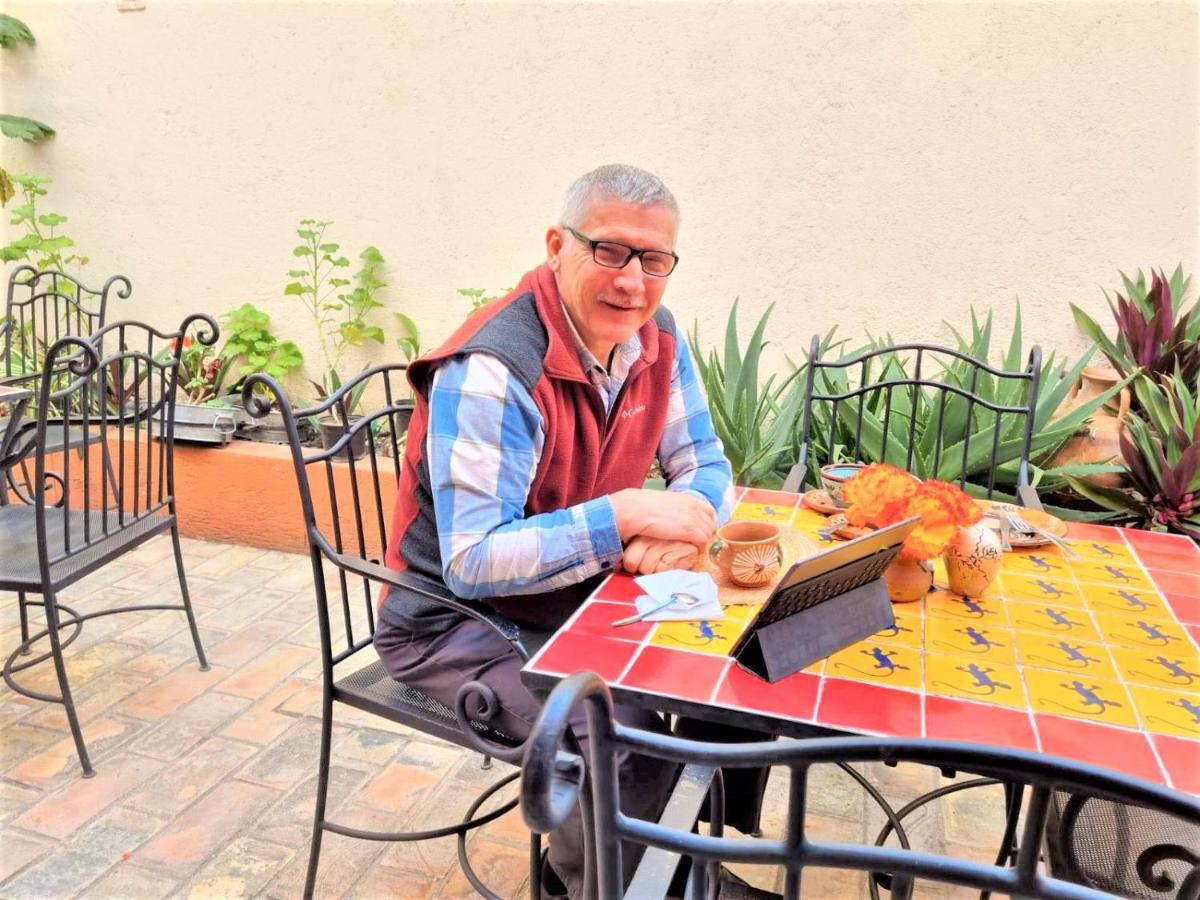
1, 536, 1008, 898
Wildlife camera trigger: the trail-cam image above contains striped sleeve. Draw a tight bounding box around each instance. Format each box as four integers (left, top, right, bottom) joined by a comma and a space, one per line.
657, 325, 735, 524
426, 353, 624, 600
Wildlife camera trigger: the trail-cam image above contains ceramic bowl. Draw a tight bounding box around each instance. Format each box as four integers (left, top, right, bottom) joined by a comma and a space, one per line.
819, 462, 866, 504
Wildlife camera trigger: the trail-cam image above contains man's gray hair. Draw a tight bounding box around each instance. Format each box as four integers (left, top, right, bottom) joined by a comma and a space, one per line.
560, 164, 679, 228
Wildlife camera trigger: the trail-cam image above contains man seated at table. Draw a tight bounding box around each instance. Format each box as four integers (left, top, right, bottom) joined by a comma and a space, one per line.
375, 163, 735, 898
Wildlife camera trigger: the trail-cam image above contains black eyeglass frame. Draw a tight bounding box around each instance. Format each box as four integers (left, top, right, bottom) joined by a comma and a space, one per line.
563, 226, 680, 277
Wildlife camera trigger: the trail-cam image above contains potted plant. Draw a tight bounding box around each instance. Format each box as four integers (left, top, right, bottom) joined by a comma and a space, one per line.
164, 303, 304, 446
284, 220, 391, 455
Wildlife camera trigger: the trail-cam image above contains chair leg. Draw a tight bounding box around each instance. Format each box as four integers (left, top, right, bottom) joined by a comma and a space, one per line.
171, 524, 209, 671
43, 587, 94, 777
303, 689, 335, 900
17, 591, 31, 655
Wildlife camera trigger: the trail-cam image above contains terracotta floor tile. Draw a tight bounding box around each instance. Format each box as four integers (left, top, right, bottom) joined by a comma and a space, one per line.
13, 753, 165, 839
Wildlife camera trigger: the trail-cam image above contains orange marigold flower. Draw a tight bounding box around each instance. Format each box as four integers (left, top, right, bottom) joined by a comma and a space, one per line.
915, 479, 982, 528
844, 464, 918, 528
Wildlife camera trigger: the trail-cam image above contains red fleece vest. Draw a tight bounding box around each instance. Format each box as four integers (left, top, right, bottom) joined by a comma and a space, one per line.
380, 264, 676, 626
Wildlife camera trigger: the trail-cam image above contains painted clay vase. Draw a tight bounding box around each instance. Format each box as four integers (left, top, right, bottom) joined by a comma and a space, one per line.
943, 523, 1003, 597
882, 558, 933, 603
1050, 365, 1130, 489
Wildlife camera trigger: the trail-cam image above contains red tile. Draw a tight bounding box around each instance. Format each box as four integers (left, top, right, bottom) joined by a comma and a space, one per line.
1164, 592, 1200, 626
923, 695, 1038, 751
568, 602, 653, 642
1065, 522, 1126, 542
1123, 527, 1199, 553
621, 647, 728, 702
1136, 544, 1200, 572
530, 632, 638, 682
1148, 570, 1200, 600
1035, 714, 1164, 784
594, 574, 642, 604
815, 678, 922, 737
741, 488, 800, 508
1150, 734, 1200, 794
1189, 625, 1200, 649
717, 665, 820, 723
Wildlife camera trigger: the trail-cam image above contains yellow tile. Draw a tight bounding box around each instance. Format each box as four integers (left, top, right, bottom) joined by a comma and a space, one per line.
1006, 601, 1102, 642
649, 618, 747, 656
826, 643, 923, 690
1094, 611, 1192, 651
791, 508, 830, 532
1110, 645, 1200, 690
925, 589, 1010, 627
1081, 585, 1170, 617
1023, 669, 1139, 728
999, 574, 1086, 607
1071, 560, 1154, 590
1127, 684, 1200, 739
732, 502, 794, 524
1014, 633, 1118, 680
872, 607, 923, 648
1001, 550, 1072, 579
924, 617, 1017, 664
924, 653, 1026, 709
1069, 540, 1135, 565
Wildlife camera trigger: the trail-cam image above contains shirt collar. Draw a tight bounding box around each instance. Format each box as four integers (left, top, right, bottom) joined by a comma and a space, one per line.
558, 300, 642, 385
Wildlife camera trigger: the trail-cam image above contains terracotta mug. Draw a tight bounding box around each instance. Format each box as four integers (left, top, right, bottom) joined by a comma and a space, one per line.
709, 521, 783, 586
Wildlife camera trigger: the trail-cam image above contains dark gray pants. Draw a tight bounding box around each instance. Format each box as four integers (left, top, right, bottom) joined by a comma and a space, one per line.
373, 616, 677, 899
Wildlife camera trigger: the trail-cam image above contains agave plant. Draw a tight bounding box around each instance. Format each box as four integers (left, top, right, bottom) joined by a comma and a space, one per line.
1070, 265, 1199, 392
688, 300, 827, 487
784, 303, 1134, 520
1066, 372, 1200, 538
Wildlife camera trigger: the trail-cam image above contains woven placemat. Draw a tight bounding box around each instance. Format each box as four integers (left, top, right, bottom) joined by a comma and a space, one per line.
696, 527, 819, 608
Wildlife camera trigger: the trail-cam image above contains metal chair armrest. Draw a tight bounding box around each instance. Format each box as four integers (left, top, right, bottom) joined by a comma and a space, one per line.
331, 552, 526, 652
781, 462, 807, 495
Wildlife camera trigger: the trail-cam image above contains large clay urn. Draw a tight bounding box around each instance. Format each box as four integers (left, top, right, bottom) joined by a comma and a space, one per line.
1050, 365, 1129, 489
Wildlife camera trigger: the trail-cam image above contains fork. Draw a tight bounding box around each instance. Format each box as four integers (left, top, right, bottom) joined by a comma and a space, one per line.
1007, 512, 1079, 559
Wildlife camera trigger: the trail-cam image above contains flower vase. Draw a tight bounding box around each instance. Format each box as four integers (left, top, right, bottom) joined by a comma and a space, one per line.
943, 523, 1003, 597
882, 558, 934, 603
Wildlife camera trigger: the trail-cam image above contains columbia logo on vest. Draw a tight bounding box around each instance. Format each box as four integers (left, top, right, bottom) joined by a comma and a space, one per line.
621, 404, 647, 420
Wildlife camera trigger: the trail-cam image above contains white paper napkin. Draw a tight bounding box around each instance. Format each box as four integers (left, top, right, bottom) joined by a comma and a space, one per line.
632, 570, 723, 622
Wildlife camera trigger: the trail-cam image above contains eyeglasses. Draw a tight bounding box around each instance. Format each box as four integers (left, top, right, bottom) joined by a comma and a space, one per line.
564, 226, 679, 277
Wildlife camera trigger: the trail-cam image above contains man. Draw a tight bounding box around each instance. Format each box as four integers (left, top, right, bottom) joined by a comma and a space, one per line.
375, 164, 734, 898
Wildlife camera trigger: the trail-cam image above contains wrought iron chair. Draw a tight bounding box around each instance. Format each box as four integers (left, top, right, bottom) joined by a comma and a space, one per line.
2, 265, 130, 501
242, 367, 559, 900
0, 316, 215, 777
523, 671, 1200, 900
782, 337, 1043, 509
2, 264, 129, 380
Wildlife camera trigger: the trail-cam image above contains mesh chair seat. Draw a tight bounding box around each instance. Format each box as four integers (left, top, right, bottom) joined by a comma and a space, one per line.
0, 503, 170, 590
334, 658, 521, 751
1047, 792, 1200, 899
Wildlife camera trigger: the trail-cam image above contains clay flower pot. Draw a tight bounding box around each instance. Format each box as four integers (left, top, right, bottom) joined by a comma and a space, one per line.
943, 522, 1002, 597
1050, 364, 1130, 489
882, 557, 933, 603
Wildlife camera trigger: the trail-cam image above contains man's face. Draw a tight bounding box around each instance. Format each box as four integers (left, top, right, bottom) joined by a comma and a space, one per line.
546, 197, 678, 363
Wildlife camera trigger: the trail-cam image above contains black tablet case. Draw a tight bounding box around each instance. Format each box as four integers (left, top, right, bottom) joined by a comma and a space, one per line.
728, 520, 917, 682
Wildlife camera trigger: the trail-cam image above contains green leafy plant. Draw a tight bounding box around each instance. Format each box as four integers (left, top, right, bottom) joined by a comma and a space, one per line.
1070, 265, 1199, 392
1, 174, 87, 268
1, 15, 55, 206
1066, 372, 1199, 538
284, 220, 388, 413
688, 300, 808, 487
394, 312, 420, 363
165, 303, 303, 405
788, 304, 1134, 520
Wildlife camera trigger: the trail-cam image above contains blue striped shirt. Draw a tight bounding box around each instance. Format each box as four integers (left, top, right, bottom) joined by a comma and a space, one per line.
425, 318, 734, 600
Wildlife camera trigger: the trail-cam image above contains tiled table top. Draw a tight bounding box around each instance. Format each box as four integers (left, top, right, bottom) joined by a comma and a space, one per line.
521, 488, 1200, 794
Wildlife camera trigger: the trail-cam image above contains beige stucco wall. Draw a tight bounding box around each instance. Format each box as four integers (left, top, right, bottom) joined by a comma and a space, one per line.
2, 1, 1196, 386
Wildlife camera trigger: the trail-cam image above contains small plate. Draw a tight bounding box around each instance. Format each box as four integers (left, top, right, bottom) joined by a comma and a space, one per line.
823, 513, 874, 541
803, 489, 847, 516
977, 500, 1068, 548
